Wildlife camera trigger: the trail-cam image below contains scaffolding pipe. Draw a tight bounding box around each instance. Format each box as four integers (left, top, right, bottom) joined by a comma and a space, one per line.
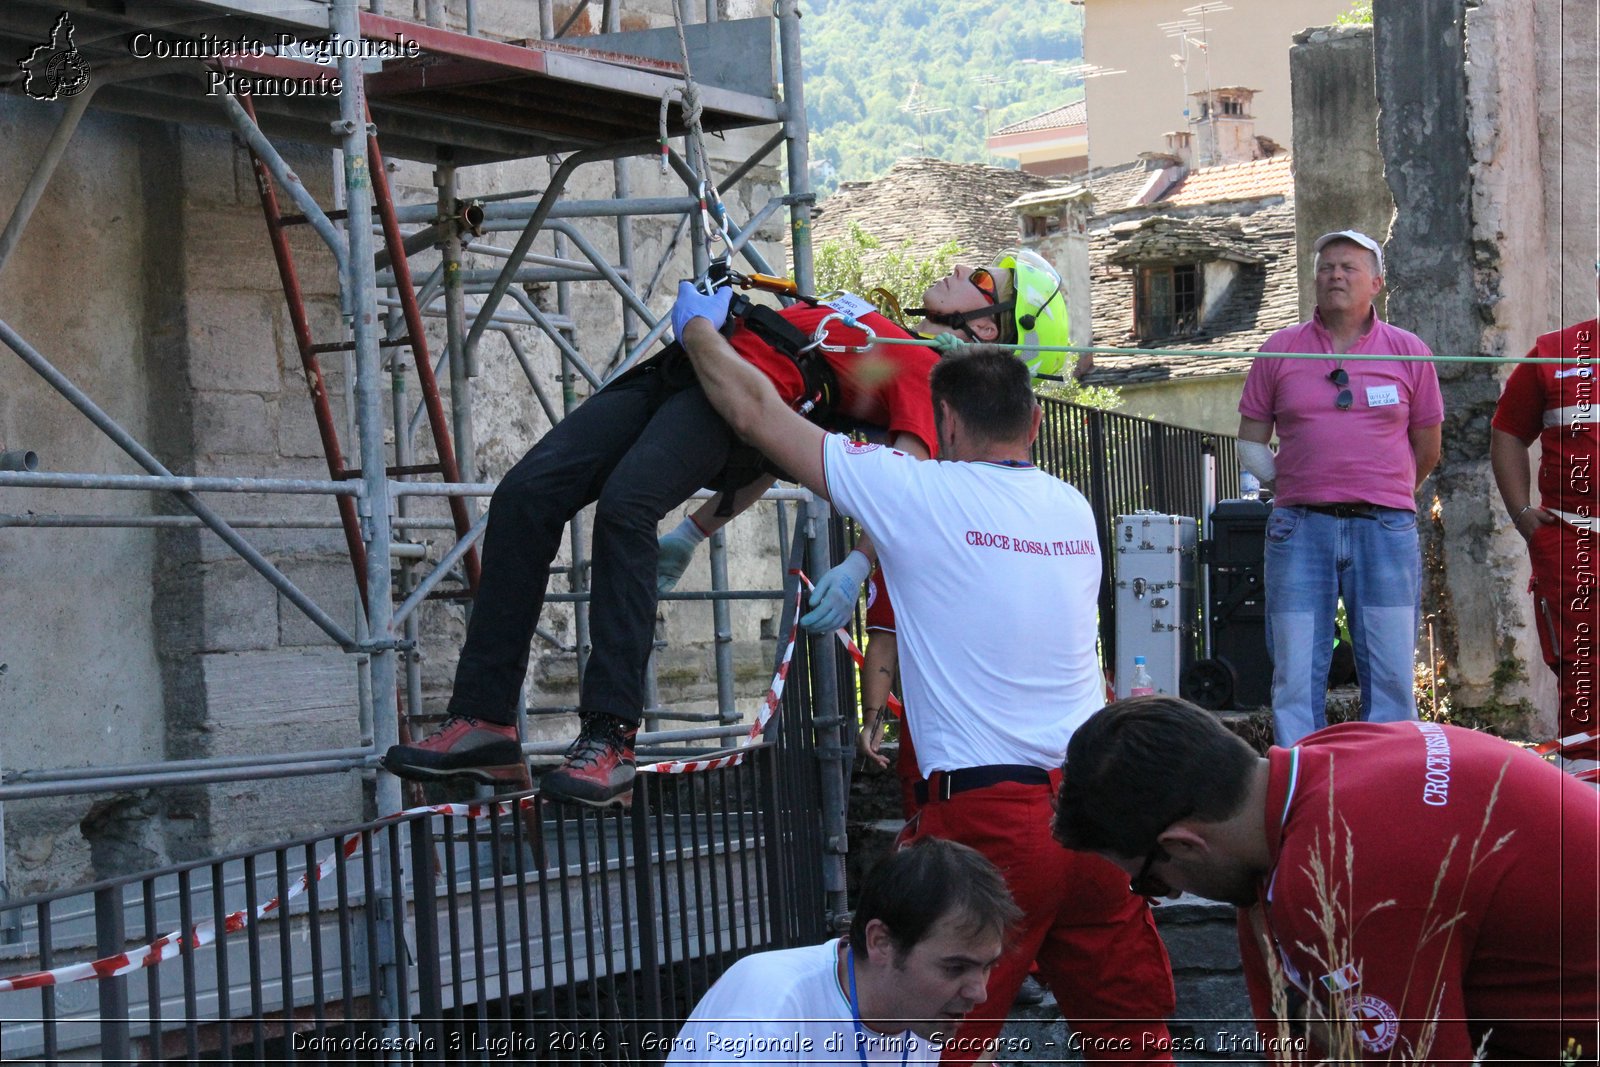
0, 450, 38, 471
0, 471, 356, 494
776, 0, 815, 292
709, 528, 738, 723
8, 747, 376, 785
505, 288, 604, 390
390, 196, 701, 226
462, 138, 662, 361
547, 220, 660, 325
0, 60, 196, 278
389, 511, 489, 630
214, 92, 349, 274
0, 514, 456, 530
0, 757, 374, 802
0, 320, 358, 649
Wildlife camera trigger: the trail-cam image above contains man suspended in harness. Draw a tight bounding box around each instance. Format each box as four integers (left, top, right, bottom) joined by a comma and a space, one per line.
383, 250, 1068, 808
659, 248, 1076, 629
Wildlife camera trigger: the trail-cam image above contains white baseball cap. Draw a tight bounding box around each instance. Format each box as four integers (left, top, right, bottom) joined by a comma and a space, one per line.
1313, 230, 1384, 275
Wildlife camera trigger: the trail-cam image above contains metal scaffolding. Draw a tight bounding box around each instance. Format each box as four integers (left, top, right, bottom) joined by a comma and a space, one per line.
0, 0, 853, 1051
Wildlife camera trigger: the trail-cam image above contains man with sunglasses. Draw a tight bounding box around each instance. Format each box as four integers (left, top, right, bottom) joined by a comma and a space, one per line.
382, 258, 1027, 806
1053, 694, 1599, 1064
1236, 231, 1443, 746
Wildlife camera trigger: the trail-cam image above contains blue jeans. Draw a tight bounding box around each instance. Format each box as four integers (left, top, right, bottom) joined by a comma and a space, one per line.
1263, 505, 1421, 745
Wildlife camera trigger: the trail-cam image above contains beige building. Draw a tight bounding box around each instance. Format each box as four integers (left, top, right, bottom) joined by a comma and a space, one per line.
1082, 0, 1352, 168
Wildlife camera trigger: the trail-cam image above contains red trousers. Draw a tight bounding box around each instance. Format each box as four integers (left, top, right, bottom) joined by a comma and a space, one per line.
896, 776, 1176, 1064
1528, 520, 1600, 756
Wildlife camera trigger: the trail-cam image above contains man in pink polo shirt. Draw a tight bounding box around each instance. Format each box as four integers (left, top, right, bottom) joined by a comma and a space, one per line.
1237, 231, 1443, 745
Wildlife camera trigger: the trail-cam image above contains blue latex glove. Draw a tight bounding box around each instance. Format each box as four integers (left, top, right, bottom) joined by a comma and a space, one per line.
800, 550, 873, 633
672, 280, 733, 342
657, 518, 706, 594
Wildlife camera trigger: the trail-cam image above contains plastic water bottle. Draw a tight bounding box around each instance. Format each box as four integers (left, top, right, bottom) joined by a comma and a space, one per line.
1239, 471, 1261, 500
1130, 656, 1156, 697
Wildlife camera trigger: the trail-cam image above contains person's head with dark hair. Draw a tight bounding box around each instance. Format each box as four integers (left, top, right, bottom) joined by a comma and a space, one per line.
847, 837, 1019, 1037
1053, 695, 1270, 906
929, 346, 1041, 460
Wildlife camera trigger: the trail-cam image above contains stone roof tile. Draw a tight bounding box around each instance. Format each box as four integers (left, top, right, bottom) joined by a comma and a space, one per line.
810, 158, 1056, 264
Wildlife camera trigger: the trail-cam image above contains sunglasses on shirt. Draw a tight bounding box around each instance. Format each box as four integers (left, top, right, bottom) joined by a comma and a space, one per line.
1327, 367, 1353, 411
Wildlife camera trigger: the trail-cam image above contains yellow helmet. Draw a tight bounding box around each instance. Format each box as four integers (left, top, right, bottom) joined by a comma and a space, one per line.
991, 248, 1070, 380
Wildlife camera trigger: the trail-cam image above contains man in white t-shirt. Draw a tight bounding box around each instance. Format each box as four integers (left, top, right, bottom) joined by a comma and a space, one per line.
665, 838, 1017, 1065
673, 283, 1176, 1064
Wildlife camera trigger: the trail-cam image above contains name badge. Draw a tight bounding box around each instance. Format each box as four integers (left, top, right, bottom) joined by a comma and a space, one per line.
1365, 384, 1400, 408
822, 292, 876, 319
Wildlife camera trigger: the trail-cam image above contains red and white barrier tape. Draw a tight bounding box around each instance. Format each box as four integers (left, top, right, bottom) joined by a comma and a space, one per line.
638, 576, 806, 775
793, 570, 904, 719
0, 579, 818, 993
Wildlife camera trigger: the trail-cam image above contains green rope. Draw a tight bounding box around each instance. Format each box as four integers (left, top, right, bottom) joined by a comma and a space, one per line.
853, 332, 1587, 366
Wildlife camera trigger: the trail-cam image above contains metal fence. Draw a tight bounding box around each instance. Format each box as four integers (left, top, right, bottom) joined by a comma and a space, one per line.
1033, 397, 1238, 668
0, 637, 829, 1065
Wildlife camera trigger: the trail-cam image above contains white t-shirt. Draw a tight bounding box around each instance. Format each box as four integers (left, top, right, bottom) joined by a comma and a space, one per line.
664, 939, 935, 1064
822, 436, 1104, 775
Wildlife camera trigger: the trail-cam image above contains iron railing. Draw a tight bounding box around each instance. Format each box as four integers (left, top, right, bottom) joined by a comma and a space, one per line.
1034, 397, 1239, 667
0, 592, 830, 1065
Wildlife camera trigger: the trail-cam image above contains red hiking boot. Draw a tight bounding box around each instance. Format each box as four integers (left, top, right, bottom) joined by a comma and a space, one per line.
540, 714, 638, 807
382, 715, 528, 786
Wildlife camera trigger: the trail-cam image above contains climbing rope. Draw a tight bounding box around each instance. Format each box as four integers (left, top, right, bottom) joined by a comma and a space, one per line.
663, 2, 732, 276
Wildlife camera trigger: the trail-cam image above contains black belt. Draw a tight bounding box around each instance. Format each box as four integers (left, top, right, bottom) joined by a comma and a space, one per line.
914, 765, 1052, 804
1303, 503, 1377, 519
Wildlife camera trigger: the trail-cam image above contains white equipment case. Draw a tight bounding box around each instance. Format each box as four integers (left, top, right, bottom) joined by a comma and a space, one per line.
1112, 511, 1198, 698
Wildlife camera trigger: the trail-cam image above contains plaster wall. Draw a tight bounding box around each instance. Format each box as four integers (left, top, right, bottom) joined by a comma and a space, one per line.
1082, 0, 1352, 169
0, 106, 169, 892
1118, 375, 1249, 439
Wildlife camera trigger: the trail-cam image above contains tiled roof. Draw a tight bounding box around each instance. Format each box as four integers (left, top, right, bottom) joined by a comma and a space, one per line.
1082, 197, 1301, 387
811, 158, 1056, 264
994, 99, 1087, 137
1160, 154, 1294, 207
1080, 159, 1164, 213
1104, 215, 1267, 267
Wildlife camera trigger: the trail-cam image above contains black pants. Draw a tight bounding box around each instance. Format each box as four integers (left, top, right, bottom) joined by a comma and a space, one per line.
447, 368, 738, 728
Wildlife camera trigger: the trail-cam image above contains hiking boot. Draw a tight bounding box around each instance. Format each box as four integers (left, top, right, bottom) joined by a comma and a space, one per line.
540, 714, 638, 807
382, 715, 527, 786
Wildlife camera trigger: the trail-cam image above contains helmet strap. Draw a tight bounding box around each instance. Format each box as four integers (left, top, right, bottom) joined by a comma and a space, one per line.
907, 299, 1015, 341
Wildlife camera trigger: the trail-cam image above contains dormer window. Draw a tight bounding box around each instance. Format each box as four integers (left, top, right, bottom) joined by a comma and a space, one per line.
1135, 263, 1202, 339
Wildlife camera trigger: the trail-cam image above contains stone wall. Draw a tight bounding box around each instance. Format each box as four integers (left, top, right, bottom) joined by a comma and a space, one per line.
1288, 25, 1394, 322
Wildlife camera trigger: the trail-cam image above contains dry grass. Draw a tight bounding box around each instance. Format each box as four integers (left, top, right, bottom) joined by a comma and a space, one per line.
1249, 758, 1518, 1063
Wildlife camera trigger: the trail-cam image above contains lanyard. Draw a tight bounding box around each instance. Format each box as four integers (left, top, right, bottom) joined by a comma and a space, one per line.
846, 945, 912, 1067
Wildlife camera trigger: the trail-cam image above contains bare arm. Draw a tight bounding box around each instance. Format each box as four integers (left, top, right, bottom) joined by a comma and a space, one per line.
1237, 415, 1273, 444
681, 318, 830, 500
686, 475, 778, 538
1490, 427, 1555, 540
858, 631, 898, 770
1409, 424, 1442, 489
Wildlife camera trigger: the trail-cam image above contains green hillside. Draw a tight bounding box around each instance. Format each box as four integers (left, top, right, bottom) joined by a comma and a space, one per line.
799, 0, 1085, 195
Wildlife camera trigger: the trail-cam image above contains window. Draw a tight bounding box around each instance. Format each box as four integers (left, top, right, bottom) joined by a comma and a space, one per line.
1023, 213, 1062, 239
1221, 97, 1245, 117
1135, 263, 1202, 339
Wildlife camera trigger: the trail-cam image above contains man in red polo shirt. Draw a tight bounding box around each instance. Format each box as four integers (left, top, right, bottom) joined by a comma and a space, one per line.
1055, 696, 1600, 1064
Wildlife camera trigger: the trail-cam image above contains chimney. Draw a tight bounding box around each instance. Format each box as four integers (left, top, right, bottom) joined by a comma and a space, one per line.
1189, 86, 1263, 167
1163, 129, 1194, 169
